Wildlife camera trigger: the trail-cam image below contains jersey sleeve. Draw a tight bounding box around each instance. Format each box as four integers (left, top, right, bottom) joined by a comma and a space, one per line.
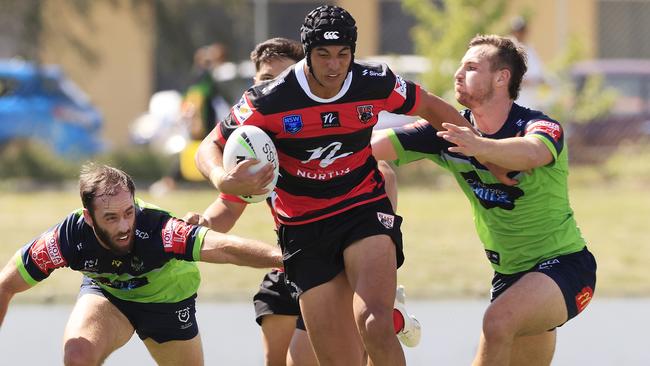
160, 216, 209, 262
215, 92, 267, 146
388, 120, 451, 166
384, 67, 421, 116
17, 213, 78, 284
524, 119, 564, 161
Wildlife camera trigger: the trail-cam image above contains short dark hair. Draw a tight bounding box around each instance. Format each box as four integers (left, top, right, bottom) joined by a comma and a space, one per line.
79, 163, 135, 215
250, 37, 305, 72
468, 35, 527, 100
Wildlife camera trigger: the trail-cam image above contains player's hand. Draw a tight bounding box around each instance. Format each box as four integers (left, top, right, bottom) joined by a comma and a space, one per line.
217, 159, 275, 196
482, 162, 519, 186
437, 122, 486, 156
183, 212, 209, 226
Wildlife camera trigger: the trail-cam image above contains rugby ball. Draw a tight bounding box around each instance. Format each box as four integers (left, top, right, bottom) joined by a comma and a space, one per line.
222, 125, 279, 203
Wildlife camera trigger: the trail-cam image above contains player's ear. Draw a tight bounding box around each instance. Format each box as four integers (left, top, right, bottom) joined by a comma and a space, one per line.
82, 208, 94, 227
496, 68, 510, 88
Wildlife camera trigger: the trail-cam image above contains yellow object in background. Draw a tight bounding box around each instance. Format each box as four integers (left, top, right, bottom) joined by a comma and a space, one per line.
180, 140, 205, 182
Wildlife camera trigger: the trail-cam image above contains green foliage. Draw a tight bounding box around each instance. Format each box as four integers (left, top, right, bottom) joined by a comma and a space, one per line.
0, 140, 78, 182
401, 1, 615, 128
98, 146, 170, 182
545, 35, 617, 125
401, 0, 507, 98
0, 141, 169, 183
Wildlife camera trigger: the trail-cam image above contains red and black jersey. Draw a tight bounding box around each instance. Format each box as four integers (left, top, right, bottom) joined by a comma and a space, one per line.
215, 59, 421, 225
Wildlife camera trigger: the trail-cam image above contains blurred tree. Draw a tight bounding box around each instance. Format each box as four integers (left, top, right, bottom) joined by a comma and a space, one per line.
401, 0, 615, 128
401, 0, 507, 99
545, 35, 617, 125
0, 0, 43, 60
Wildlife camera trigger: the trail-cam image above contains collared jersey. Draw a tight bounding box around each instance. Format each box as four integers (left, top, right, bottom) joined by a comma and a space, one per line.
16, 199, 208, 303
215, 59, 421, 225
387, 103, 586, 274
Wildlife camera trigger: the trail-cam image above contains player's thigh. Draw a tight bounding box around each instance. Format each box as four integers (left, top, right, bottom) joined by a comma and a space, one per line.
260, 314, 298, 365
143, 333, 203, 366
287, 328, 318, 366
487, 272, 567, 336
344, 234, 397, 310
299, 272, 364, 364
63, 293, 134, 362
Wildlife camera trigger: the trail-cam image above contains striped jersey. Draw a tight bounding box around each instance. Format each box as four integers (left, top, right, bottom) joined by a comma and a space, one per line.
215, 59, 421, 224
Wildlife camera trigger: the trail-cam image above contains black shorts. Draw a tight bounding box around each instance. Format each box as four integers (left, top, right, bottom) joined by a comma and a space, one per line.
490, 247, 597, 323
279, 198, 404, 296
79, 277, 199, 343
253, 268, 301, 325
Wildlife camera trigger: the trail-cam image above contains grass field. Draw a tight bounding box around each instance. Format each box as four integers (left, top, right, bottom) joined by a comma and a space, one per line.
2, 166, 649, 303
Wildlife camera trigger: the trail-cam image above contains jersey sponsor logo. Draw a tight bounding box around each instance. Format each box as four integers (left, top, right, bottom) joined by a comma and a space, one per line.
112, 259, 123, 267
302, 142, 353, 168
362, 68, 386, 77
526, 120, 562, 142
232, 97, 253, 124
135, 229, 149, 240
394, 75, 408, 99
93, 275, 149, 290
575, 286, 593, 313
323, 31, 339, 40
44, 231, 65, 267
460, 171, 524, 210
29, 230, 67, 274
261, 77, 285, 94
283, 114, 303, 134
485, 249, 500, 265
538, 258, 560, 270
162, 218, 192, 254
356, 105, 374, 124
296, 167, 351, 180
377, 212, 395, 229
320, 112, 340, 128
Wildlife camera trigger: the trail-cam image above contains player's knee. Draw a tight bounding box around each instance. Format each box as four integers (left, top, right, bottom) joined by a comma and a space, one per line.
357, 305, 395, 343
63, 338, 102, 366
481, 308, 516, 343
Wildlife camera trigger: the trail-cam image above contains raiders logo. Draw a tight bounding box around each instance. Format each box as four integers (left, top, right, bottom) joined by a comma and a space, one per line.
176, 306, 191, 323
356, 105, 374, 124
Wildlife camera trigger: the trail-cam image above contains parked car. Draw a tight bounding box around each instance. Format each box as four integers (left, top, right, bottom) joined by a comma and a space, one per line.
568, 59, 650, 153
0, 59, 104, 158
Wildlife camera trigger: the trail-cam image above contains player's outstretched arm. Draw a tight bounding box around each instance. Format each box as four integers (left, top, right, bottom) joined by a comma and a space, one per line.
0, 254, 33, 327
183, 197, 247, 233
371, 130, 398, 161
199, 230, 282, 268
202, 198, 247, 233
413, 91, 475, 132
438, 123, 553, 171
